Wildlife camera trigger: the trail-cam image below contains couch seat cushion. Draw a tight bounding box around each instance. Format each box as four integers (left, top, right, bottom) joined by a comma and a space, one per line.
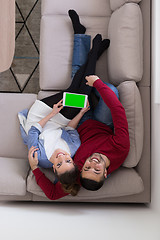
0, 93, 37, 159
42, 0, 111, 17
0, 157, 30, 196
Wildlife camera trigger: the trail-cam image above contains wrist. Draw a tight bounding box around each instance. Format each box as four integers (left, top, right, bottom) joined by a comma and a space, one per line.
79, 111, 84, 116
31, 165, 38, 171
93, 78, 100, 87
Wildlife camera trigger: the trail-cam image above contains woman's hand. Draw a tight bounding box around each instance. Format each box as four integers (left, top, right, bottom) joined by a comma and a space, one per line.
28, 146, 39, 171
80, 100, 90, 115
51, 99, 63, 116
85, 75, 99, 87
67, 100, 90, 129
38, 99, 63, 128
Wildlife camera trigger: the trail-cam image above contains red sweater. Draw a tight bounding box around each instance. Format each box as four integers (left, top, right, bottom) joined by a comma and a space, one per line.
33, 79, 130, 200
74, 79, 130, 175
32, 168, 68, 200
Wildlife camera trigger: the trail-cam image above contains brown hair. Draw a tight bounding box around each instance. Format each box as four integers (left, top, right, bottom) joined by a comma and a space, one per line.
54, 165, 80, 196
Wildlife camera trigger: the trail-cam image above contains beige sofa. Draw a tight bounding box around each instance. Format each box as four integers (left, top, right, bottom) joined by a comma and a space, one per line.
0, 0, 151, 203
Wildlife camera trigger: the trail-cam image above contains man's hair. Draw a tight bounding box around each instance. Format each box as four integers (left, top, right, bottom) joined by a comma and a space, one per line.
54, 165, 80, 196
80, 175, 104, 191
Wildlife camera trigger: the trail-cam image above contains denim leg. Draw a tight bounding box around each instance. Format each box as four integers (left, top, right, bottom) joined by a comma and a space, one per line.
77, 108, 93, 128
71, 34, 91, 79
93, 83, 119, 129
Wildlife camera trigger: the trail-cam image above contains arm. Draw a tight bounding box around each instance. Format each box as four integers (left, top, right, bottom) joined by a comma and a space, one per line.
28, 146, 68, 200
38, 99, 63, 128
61, 128, 81, 157
62, 101, 90, 156
86, 75, 130, 148
67, 100, 90, 129
27, 126, 41, 150
26, 100, 64, 168
27, 126, 53, 168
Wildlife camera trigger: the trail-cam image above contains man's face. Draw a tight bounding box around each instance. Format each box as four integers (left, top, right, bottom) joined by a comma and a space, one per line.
81, 153, 107, 182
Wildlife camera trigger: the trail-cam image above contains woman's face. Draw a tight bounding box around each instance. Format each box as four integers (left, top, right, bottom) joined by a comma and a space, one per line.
50, 149, 75, 175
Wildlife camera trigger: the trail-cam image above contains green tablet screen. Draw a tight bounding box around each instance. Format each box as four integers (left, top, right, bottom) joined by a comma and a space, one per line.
64, 92, 86, 108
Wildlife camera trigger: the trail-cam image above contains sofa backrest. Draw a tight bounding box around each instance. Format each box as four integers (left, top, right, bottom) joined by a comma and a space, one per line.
39, 0, 111, 90
107, 2, 143, 86
109, 0, 141, 11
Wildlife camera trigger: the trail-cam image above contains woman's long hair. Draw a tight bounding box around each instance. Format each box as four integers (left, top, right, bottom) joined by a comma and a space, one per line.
54, 164, 80, 196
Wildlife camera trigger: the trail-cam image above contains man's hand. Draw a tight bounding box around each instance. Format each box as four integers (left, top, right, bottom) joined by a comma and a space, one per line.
28, 146, 39, 171
85, 75, 99, 87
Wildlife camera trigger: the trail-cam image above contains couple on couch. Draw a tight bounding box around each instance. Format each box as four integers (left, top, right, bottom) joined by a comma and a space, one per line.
18, 10, 130, 200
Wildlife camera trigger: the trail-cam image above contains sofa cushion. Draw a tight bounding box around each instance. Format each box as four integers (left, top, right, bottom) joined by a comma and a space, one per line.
110, 0, 141, 11
40, 15, 110, 90
38, 91, 60, 100
42, 0, 111, 17
107, 3, 143, 86
117, 81, 143, 167
0, 157, 30, 196
27, 167, 144, 200
0, 93, 37, 159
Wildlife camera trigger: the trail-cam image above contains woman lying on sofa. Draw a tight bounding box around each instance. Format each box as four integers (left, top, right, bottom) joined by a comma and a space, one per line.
19, 10, 118, 199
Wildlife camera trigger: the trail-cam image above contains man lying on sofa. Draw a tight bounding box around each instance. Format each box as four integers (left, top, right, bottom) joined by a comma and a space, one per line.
28, 74, 130, 200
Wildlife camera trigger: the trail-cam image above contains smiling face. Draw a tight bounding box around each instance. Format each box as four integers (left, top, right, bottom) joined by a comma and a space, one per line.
50, 149, 75, 175
81, 153, 108, 182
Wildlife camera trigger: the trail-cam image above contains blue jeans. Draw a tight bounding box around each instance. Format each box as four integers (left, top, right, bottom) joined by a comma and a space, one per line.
92, 83, 119, 129
71, 34, 119, 128
71, 34, 91, 79
78, 82, 119, 129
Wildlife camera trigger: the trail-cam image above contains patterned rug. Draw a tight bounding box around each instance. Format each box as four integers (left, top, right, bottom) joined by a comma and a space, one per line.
0, 0, 41, 94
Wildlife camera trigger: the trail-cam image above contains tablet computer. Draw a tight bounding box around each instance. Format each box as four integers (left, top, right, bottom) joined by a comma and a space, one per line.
63, 92, 88, 108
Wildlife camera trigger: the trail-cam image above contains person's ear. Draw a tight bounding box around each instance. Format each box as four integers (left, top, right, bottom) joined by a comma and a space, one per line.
52, 165, 55, 173
104, 168, 107, 178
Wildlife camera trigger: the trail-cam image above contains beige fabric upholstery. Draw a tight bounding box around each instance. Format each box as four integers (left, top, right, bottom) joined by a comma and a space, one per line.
0, 157, 29, 196
117, 81, 143, 167
110, 0, 141, 11
42, 0, 111, 16
107, 3, 143, 85
40, 0, 111, 90
38, 91, 60, 100
27, 167, 144, 199
40, 15, 110, 90
0, 93, 37, 159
